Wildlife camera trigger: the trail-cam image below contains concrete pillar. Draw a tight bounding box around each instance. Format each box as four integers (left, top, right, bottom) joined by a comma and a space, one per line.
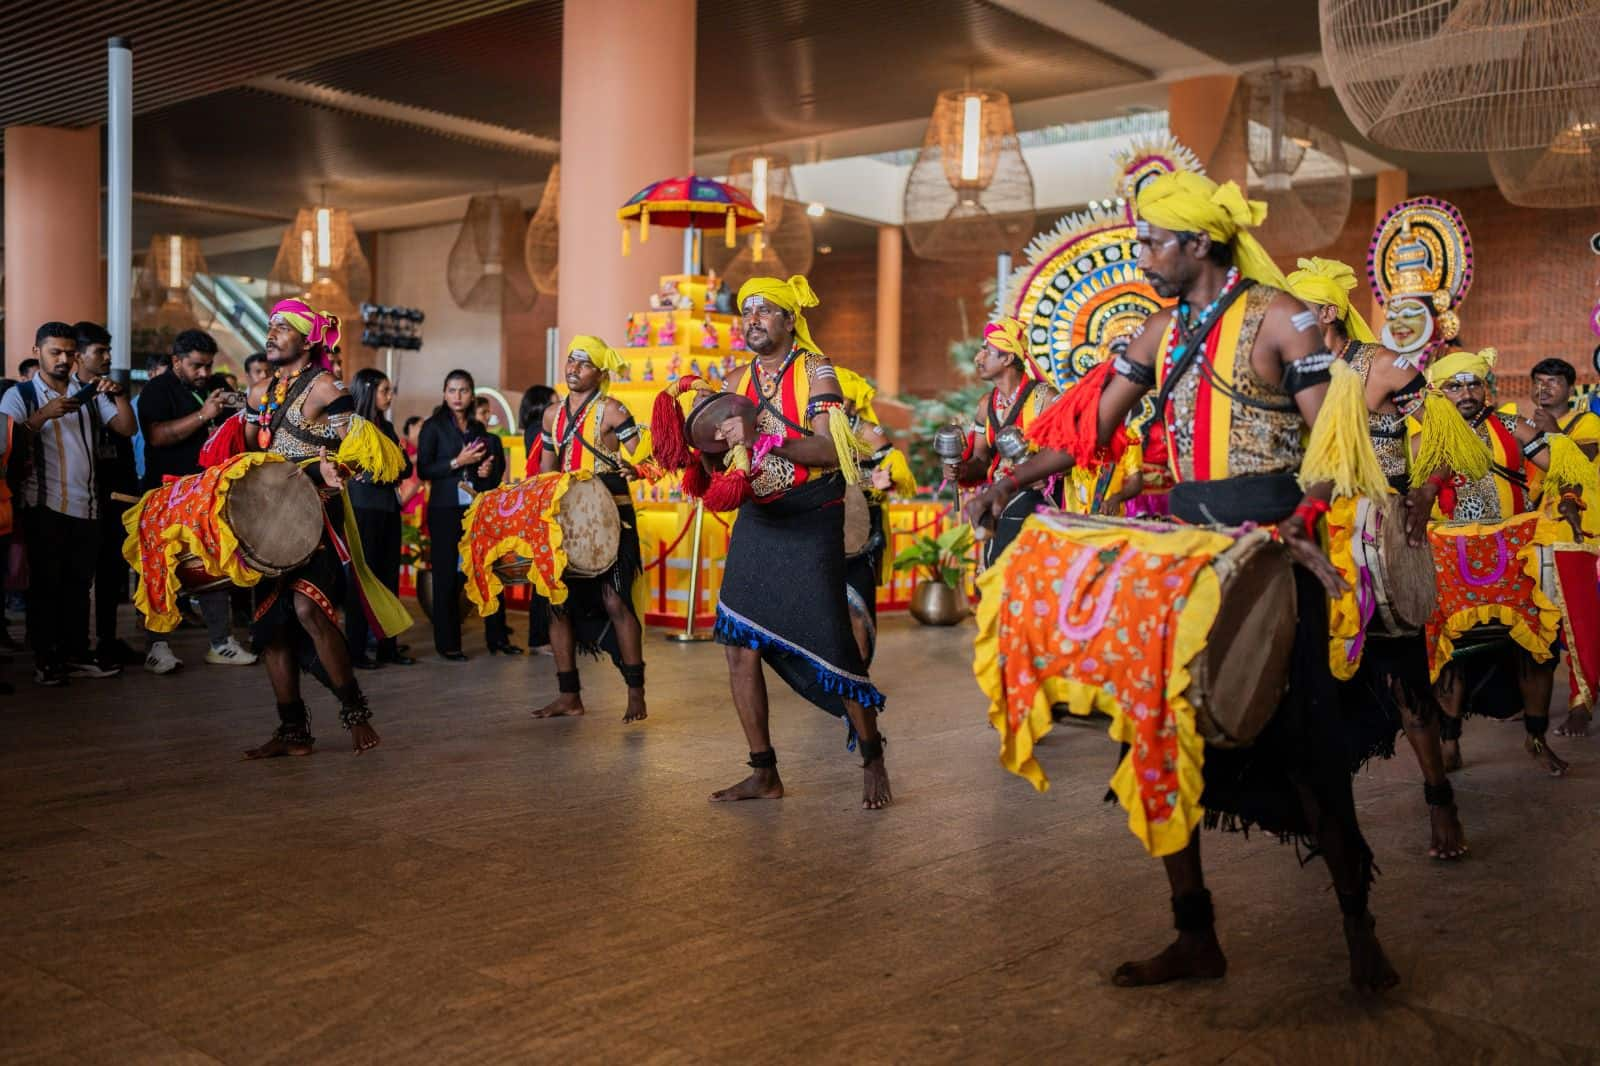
1371, 169, 1409, 327
557, 0, 695, 347
4, 126, 103, 372
1167, 76, 1246, 187
874, 226, 903, 396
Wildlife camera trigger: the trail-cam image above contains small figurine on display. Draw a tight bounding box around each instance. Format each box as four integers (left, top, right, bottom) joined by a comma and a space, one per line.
707, 362, 724, 386
701, 316, 720, 349
721, 351, 737, 378
689, 358, 703, 378
729, 327, 746, 352
649, 281, 676, 310
712, 278, 734, 314
643, 355, 655, 382
626, 314, 649, 347
666, 353, 682, 382
658, 314, 678, 346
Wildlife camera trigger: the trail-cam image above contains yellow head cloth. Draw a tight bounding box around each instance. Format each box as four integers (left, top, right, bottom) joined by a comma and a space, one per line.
1427, 348, 1496, 387
1285, 257, 1378, 345
736, 274, 822, 355
833, 366, 879, 424
567, 334, 624, 376
982, 316, 1044, 381
1135, 172, 1287, 290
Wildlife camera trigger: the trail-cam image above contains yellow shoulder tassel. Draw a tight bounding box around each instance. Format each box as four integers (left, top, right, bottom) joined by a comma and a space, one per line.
336, 416, 405, 482
828, 406, 865, 485
1299, 359, 1388, 501
883, 448, 918, 497
1410, 391, 1492, 488
1542, 433, 1600, 496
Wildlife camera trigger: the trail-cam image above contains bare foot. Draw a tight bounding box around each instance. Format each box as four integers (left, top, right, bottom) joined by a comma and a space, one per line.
1344, 913, 1400, 993
1555, 710, 1591, 738
1526, 735, 1569, 776
1426, 803, 1468, 860
710, 767, 783, 802
244, 733, 314, 759
533, 694, 585, 718
1111, 931, 1227, 987
623, 689, 647, 724
350, 722, 381, 755
1441, 737, 1462, 773
862, 755, 892, 810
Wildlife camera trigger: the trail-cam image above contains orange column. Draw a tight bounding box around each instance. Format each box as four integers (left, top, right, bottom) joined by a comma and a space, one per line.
1167, 76, 1245, 187
4, 127, 103, 372
875, 226, 903, 396
557, 0, 695, 348
1370, 169, 1409, 327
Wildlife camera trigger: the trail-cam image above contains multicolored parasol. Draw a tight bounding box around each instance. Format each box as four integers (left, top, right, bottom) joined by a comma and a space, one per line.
617, 175, 765, 258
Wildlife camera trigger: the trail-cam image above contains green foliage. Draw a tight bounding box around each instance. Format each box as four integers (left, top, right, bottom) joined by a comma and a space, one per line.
891, 522, 975, 589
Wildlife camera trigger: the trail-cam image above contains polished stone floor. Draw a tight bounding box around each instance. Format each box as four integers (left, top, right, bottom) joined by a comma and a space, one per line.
2, 607, 1596, 1064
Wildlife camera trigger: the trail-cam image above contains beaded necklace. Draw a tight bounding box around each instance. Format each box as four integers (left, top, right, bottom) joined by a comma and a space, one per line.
255, 362, 313, 449
1161, 267, 1242, 372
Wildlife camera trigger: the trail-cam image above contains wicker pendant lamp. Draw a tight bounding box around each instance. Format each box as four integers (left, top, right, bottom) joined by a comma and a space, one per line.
133, 233, 214, 333
903, 88, 1034, 262
267, 204, 371, 309
1490, 114, 1600, 207
1321, 0, 1600, 152
707, 150, 814, 287
448, 194, 535, 311
522, 165, 560, 295
1214, 65, 1351, 255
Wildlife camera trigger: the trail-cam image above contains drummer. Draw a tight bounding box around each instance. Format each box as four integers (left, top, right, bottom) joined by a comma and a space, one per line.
1287, 256, 1480, 860
940, 317, 1060, 567
531, 335, 649, 723
1422, 348, 1587, 775
967, 172, 1401, 991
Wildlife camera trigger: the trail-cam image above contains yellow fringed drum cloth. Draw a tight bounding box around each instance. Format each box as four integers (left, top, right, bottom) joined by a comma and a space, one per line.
1425, 512, 1563, 680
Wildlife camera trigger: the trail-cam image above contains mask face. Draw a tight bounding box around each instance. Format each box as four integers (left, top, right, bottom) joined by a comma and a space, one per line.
1382, 297, 1434, 354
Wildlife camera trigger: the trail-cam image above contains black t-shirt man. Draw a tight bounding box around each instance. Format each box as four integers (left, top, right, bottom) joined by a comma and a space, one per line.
136, 366, 223, 490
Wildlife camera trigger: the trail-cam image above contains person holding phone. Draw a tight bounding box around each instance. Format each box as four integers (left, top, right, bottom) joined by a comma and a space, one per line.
416, 369, 508, 660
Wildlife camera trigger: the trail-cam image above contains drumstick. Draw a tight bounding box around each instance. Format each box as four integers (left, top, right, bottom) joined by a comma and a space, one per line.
110, 492, 142, 504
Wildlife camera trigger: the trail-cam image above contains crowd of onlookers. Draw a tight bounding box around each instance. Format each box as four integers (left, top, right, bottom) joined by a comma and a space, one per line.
0, 319, 558, 693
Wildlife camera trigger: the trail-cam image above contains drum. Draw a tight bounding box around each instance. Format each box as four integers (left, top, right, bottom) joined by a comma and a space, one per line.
163, 458, 323, 592
1347, 494, 1437, 634
843, 484, 871, 557
685, 392, 758, 457
1424, 513, 1562, 679
480, 473, 621, 586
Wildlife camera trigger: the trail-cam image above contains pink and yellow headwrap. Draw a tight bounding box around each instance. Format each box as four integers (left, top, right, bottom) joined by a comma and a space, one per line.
1286, 257, 1378, 344
983, 317, 1044, 381
270, 299, 342, 355
1135, 172, 1287, 290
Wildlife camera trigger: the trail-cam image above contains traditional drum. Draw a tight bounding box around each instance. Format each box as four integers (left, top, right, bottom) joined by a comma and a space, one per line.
842, 483, 871, 557
1346, 494, 1437, 635
461, 472, 620, 609
1424, 512, 1563, 679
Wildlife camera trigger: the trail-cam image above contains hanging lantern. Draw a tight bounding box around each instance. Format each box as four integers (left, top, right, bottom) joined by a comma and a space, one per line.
1490, 115, 1600, 208
523, 164, 560, 295
708, 150, 814, 289
903, 89, 1034, 262
1321, 0, 1600, 152
1213, 65, 1352, 256
133, 233, 214, 333
447, 194, 535, 311
267, 205, 371, 311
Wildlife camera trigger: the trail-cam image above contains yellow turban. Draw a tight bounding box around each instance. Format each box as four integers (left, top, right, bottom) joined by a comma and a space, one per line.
736, 274, 822, 355
1285, 257, 1378, 345
1427, 347, 1497, 386
568, 334, 625, 376
833, 366, 879, 424
1135, 172, 1287, 290
982, 316, 1044, 381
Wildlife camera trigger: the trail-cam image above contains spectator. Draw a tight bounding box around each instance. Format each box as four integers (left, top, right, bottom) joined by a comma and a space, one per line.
243, 352, 268, 388
0, 322, 136, 686
135, 329, 255, 673
74, 322, 143, 669
17, 359, 39, 382
517, 384, 558, 654
345, 368, 415, 669
398, 415, 425, 523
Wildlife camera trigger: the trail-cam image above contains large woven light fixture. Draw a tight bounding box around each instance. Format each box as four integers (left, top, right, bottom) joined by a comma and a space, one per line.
1490, 115, 1600, 207
267, 205, 371, 310
903, 89, 1034, 262
133, 233, 214, 333
448, 194, 535, 311
707, 150, 814, 288
522, 164, 559, 295
1321, 0, 1600, 152
1216, 65, 1352, 256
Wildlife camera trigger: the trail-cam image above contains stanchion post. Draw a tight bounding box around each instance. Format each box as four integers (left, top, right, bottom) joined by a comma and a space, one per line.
666, 500, 713, 642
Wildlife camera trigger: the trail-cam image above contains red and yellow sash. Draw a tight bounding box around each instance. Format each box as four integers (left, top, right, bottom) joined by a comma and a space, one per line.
1153, 295, 1253, 483
741, 350, 815, 487
554, 397, 604, 474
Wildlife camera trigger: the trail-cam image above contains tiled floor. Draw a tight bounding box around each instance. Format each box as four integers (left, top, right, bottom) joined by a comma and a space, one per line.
2, 609, 1595, 1064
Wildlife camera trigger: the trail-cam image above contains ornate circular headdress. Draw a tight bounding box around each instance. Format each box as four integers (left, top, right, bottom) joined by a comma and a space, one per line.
1003, 134, 1200, 433
1367, 196, 1473, 362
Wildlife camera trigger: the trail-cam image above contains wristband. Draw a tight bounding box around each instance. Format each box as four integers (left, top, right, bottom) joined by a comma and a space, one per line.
1292, 498, 1330, 540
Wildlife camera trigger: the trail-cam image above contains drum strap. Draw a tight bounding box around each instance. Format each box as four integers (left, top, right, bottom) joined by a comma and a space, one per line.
986, 379, 1037, 442
1152, 279, 1256, 421
749, 349, 811, 437
266, 370, 331, 451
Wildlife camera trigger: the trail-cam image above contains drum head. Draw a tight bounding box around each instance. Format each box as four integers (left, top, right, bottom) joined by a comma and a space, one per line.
224, 460, 324, 575
1197, 538, 1296, 747
843, 485, 871, 557
1378, 495, 1438, 628
685, 392, 758, 456
558, 477, 622, 577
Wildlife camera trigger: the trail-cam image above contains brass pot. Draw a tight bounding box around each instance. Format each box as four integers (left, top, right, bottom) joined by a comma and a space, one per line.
909, 580, 967, 625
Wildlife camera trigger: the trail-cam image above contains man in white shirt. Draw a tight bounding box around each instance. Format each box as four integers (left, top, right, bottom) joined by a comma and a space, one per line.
0, 322, 135, 686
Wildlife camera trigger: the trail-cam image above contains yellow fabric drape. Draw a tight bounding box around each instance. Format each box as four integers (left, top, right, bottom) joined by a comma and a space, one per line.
1135, 172, 1287, 290
1285, 256, 1378, 344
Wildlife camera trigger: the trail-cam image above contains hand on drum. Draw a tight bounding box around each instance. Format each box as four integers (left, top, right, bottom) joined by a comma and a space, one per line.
317, 448, 346, 495
1277, 517, 1349, 598
1557, 495, 1584, 540
716, 416, 748, 448
1401, 483, 1438, 546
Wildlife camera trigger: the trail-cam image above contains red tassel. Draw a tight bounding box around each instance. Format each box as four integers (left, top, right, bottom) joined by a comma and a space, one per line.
699, 470, 754, 511
650, 389, 695, 471
680, 458, 710, 497
1437, 481, 1457, 519
198, 413, 247, 467
1023, 360, 1127, 468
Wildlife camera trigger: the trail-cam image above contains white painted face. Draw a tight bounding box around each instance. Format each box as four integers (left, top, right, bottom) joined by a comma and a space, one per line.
1381, 297, 1435, 355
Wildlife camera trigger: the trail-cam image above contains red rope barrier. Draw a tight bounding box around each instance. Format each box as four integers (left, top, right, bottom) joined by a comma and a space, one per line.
641, 516, 698, 572
899, 504, 955, 535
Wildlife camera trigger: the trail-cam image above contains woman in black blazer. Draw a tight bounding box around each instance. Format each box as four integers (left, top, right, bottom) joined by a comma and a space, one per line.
415, 369, 513, 660
344, 369, 415, 668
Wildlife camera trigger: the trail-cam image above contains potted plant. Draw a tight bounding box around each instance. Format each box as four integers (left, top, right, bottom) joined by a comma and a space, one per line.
892, 524, 975, 625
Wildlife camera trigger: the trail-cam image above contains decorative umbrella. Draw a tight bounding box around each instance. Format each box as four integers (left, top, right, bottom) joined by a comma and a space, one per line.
616, 175, 764, 265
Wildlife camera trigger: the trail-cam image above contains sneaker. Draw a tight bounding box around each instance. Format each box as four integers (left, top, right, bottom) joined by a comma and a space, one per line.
67, 660, 121, 679
145, 641, 182, 675
33, 665, 67, 687
205, 637, 258, 666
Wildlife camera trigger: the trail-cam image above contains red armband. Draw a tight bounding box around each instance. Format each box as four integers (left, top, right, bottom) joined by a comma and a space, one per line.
1293, 498, 1331, 540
